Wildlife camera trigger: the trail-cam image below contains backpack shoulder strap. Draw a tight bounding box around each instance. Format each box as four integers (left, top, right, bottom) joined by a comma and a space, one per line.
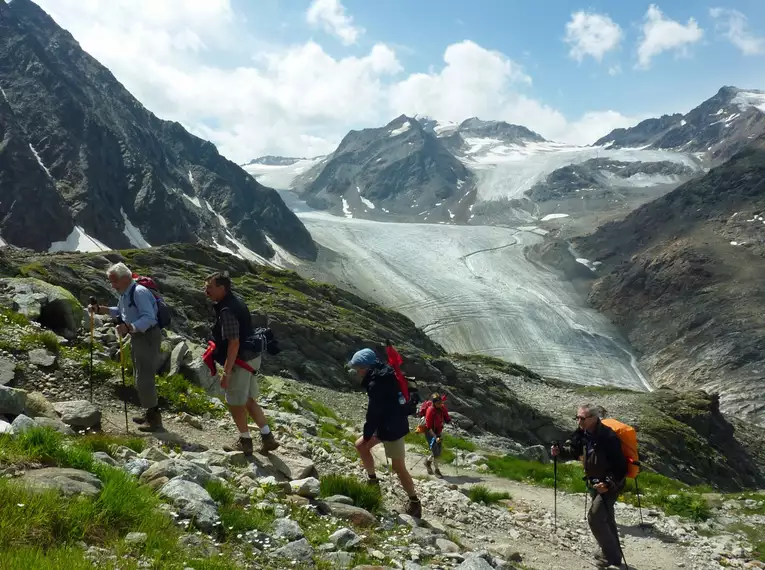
128, 283, 137, 308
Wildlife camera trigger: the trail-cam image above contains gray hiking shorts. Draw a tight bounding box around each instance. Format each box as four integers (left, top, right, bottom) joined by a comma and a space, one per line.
224, 356, 262, 407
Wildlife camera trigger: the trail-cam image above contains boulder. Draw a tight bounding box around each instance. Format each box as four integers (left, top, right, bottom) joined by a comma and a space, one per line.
289, 477, 321, 499
267, 453, 317, 480
323, 552, 353, 568
0, 419, 11, 434
437, 538, 461, 554
0, 386, 26, 415
272, 517, 304, 541
329, 527, 363, 549
140, 447, 170, 462
0, 278, 82, 338
169, 341, 189, 376
24, 391, 57, 419
0, 357, 16, 386
273, 538, 314, 562
158, 478, 219, 532
93, 452, 118, 466
140, 459, 213, 488
449, 411, 475, 431
455, 556, 494, 570
10, 414, 38, 435
520, 444, 549, 464
124, 532, 147, 545
53, 400, 101, 428
123, 458, 151, 478
325, 495, 354, 505
28, 349, 57, 368
322, 502, 377, 527
20, 467, 102, 497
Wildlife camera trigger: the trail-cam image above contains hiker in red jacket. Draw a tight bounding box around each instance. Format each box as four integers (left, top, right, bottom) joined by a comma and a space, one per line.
423, 393, 451, 477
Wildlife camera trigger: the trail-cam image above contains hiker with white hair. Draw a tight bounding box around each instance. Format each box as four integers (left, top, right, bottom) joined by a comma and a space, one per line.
89, 262, 162, 432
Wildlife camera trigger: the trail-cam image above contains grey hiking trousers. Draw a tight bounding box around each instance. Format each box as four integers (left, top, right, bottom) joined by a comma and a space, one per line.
130, 325, 161, 409
588, 482, 624, 566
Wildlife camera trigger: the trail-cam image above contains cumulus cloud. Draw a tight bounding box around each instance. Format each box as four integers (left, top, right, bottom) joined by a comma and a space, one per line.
636, 5, 704, 69
306, 0, 363, 46
710, 7, 765, 56
564, 11, 623, 63
30, 0, 637, 161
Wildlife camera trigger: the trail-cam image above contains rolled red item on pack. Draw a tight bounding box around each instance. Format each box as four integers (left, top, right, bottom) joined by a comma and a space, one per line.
202, 340, 256, 375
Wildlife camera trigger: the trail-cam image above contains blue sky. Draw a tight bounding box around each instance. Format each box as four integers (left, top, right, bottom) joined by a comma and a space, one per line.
33, 0, 765, 161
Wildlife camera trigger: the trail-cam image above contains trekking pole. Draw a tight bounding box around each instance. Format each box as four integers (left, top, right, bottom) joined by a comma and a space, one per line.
634, 475, 645, 527
118, 329, 129, 433
552, 441, 558, 534
88, 297, 96, 403
604, 494, 629, 569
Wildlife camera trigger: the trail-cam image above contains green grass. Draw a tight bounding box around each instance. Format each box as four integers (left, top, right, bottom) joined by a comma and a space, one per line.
467, 484, 511, 505
205, 479, 235, 506
0, 546, 100, 570
217, 503, 276, 540
319, 474, 383, 513
728, 523, 765, 562
404, 432, 476, 464
19, 330, 61, 354
76, 434, 146, 455
484, 454, 715, 522
0, 308, 30, 327
302, 398, 340, 421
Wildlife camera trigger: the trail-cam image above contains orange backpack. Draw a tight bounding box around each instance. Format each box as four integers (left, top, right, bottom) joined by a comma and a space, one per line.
602, 418, 640, 479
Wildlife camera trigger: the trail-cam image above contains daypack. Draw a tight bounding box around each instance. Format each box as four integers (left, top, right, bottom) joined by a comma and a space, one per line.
129, 274, 171, 328
247, 327, 281, 356
602, 418, 640, 479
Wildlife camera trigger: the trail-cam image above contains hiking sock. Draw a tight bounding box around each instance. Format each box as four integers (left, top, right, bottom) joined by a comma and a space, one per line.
240, 432, 252, 439
260, 425, 271, 435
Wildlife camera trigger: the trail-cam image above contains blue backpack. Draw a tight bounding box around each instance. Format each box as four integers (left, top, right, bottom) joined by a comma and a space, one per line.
128, 276, 171, 328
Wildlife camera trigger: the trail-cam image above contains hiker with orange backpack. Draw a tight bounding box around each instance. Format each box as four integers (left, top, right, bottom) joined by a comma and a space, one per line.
551, 403, 628, 569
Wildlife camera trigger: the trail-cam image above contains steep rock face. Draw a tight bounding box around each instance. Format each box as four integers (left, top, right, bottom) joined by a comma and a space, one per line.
575, 134, 765, 425
294, 115, 475, 223
0, 0, 315, 260
595, 86, 765, 164
0, 86, 73, 249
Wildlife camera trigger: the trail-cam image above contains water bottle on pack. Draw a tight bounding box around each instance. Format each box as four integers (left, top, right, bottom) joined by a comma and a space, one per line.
398, 391, 406, 406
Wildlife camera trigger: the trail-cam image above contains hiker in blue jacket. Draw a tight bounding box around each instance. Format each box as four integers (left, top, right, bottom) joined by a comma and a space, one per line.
349, 348, 422, 518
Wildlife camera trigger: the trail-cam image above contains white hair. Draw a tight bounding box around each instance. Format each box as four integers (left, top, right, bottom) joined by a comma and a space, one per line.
106, 262, 132, 280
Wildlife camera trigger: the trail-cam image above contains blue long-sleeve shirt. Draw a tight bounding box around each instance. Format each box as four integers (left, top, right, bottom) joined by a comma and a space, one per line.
108, 282, 158, 333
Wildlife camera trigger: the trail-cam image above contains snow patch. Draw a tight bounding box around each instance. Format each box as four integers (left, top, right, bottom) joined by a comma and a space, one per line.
680, 120, 687, 126
360, 196, 375, 210
0, 85, 7, 105
265, 236, 298, 268
389, 121, 411, 137
188, 170, 194, 184
211, 237, 237, 257
0, 235, 6, 247
575, 258, 598, 272
382, 208, 390, 214
28, 144, 53, 179
49, 226, 110, 253
182, 193, 202, 209
204, 199, 229, 227
732, 91, 765, 114
541, 213, 569, 222
342, 198, 353, 219
120, 209, 151, 248
243, 157, 323, 189
448, 209, 455, 220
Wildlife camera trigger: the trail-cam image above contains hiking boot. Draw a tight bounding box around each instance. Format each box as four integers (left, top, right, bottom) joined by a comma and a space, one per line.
258, 432, 279, 454
424, 457, 433, 475
406, 497, 422, 519
137, 408, 162, 432
367, 475, 380, 488
132, 414, 148, 425
224, 437, 254, 456
434, 467, 443, 478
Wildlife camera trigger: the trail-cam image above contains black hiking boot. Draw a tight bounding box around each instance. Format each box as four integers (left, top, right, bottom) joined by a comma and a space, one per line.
132, 413, 148, 425
224, 437, 254, 456
424, 457, 433, 475
137, 408, 162, 432
367, 474, 380, 488
434, 467, 443, 478
258, 432, 279, 454
406, 497, 422, 519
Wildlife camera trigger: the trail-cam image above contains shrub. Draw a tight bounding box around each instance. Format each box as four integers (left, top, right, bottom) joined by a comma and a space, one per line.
467, 485, 511, 505
319, 474, 382, 513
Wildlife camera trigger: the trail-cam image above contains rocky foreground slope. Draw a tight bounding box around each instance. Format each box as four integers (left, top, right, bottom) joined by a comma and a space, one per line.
0, 0, 315, 260
574, 133, 765, 426
0, 243, 763, 492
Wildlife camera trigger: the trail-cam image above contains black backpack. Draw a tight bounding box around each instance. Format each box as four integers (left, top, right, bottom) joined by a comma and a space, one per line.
246, 327, 281, 356
129, 279, 171, 329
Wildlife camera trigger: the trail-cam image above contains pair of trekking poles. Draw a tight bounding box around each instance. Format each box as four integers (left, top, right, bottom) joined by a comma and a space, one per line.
552, 443, 631, 569
88, 297, 130, 433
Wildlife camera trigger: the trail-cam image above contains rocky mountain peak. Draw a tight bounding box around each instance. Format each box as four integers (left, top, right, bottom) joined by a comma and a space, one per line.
0, 0, 316, 261
244, 156, 306, 167
457, 117, 546, 144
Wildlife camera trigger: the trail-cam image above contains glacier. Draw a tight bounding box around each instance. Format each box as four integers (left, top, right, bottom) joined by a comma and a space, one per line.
298, 208, 651, 391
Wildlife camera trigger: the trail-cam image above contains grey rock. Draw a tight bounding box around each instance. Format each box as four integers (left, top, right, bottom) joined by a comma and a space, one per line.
323, 502, 377, 527
0, 357, 16, 386
329, 527, 362, 549
0, 419, 11, 434
93, 452, 118, 466
437, 538, 461, 554
397, 513, 420, 528
520, 444, 549, 464
0, 385, 26, 415
404, 563, 425, 570
323, 551, 353, 568
169, 341, 189, 376
179, 412, 203, 430
53, 400, 101, 428
449, 411, 475, 430
113, 446, 139, 461
10, 414, 38, 435
125, 532, 147, 545
140, 447, 170, 462
158, 479, 219, 532
24, 391, 57, 419
20, 467, 102, 497
28, 349, 57, 368
0, 278, 81, 338
274, 411, 317, 435
272, 517, 304, 541
267, 453, 317, 480
456, 555, 495, 570
325, 494, 354, 505
273, 538, 314, 562
411, 527, 438, 546
123, 458, 151, 478
140, 459, 213, 488
289, 476, 320, 499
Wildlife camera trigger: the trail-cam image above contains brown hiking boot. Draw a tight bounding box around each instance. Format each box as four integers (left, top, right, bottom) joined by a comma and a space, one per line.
406, 497, 422, 519
424, 457, 433, 475
132, 414, 148, 425
434, 467, 443, 478
224, 437, 254, 456
258, 432, 279, 454
137, 408, 162, 432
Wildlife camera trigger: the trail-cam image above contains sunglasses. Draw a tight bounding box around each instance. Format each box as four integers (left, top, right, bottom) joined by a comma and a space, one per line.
575, 415, 592, 421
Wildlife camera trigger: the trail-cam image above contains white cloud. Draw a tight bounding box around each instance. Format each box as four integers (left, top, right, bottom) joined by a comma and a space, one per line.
29, 0, 638, 161
636, 5, 704, 69
710, 7, 765, 56
306, 0, 363, 46
608, 64, 622, 76
564, 11, 623, 63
